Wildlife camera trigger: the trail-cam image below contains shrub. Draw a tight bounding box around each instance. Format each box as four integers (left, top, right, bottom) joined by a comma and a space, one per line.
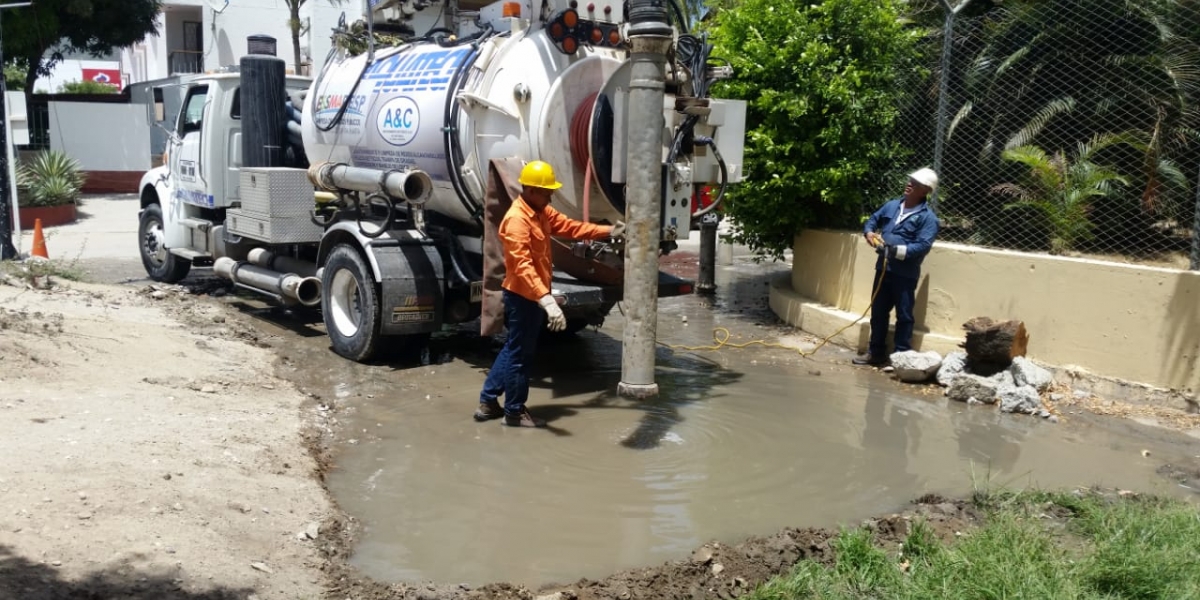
706, 0, 926, 257
57, 80, 119, 95
17, 150, 86, 208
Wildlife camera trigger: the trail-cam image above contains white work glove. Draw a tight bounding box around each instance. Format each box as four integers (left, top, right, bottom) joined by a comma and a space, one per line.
610, 221, 626, 238
538, 294, 566, 332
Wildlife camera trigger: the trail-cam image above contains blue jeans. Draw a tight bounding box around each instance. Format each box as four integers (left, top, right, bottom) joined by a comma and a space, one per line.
479, 290, 545, 415
869, 271, 918, 357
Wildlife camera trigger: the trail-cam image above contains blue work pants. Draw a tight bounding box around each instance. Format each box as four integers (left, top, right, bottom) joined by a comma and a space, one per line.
869, 271, 918, 357
480, 290, 545, 415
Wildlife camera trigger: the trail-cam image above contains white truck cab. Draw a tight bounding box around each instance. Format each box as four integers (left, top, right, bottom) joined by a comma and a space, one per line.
138, 73, 312, 281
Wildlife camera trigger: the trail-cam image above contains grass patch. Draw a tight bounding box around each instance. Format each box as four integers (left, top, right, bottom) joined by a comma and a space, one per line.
0, 258, 88, 287
745, 490, 1200, 600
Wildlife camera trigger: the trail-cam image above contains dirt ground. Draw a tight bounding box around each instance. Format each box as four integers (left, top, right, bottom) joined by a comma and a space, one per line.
1, 270, 1197, 600
0, 276, 331, 600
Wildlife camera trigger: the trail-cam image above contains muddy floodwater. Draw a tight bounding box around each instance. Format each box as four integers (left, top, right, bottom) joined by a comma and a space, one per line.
255, 254, 1199, 588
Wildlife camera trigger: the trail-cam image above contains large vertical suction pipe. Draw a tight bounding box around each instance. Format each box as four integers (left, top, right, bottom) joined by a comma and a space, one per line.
241, 54, 288, 168
618, 0, 674, 399
214, 257, 322, 307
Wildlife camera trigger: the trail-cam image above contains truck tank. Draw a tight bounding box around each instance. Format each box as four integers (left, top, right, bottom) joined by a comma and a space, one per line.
301, 25, 632, 229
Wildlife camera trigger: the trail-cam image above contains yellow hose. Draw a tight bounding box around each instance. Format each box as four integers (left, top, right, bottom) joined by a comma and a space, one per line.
661, 249, 889, 359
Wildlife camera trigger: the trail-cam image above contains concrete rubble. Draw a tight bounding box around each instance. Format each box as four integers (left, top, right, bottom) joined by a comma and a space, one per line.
889, 350, 943, 383
890, 349, 1056, 419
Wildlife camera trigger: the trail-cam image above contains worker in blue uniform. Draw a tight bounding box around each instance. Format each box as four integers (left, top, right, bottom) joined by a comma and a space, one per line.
853, 168, 941, 366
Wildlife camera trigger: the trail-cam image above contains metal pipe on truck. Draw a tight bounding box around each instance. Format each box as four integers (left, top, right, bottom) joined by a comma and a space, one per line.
214, 256, 322, 307
308, 162, 434, 205
247, 248, 317, 278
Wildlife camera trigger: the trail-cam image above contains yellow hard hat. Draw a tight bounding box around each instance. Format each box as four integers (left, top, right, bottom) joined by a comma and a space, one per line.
518, 160, 563, 190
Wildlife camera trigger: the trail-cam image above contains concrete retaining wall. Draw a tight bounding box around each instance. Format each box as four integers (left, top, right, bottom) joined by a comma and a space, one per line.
772, 229, 1200, 393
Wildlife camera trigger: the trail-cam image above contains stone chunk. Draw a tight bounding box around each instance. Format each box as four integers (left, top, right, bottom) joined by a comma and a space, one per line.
937, 352, 967, 387
947, 374, 998, 404
890, 351, 943, 383
998, 384, 1041, 414
1011, 357, 1053, 392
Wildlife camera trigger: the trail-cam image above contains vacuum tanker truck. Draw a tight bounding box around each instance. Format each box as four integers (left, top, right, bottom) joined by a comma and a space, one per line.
136, 0, 745, 362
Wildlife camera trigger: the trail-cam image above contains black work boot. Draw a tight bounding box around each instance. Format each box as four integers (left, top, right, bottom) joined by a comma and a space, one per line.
474, 400, 504, 422
852, 354, 889, 366
504, 408, 546, 428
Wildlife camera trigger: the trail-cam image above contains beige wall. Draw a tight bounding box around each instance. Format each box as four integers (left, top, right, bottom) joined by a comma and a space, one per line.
788, 230, 1200, 392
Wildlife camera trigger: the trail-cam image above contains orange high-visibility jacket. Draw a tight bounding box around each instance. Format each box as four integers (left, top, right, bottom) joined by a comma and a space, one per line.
501, 197, 612, 302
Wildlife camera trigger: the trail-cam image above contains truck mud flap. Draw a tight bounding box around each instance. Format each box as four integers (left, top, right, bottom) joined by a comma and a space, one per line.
370, 240, 446, 336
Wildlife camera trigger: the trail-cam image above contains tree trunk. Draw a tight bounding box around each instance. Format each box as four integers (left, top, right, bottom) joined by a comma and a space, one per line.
960, 317, 1029, 375
24, 61, 39, 101
289, 2, 304, 75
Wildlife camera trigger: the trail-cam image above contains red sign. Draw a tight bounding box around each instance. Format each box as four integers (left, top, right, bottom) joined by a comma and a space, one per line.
81, 68, 122, 89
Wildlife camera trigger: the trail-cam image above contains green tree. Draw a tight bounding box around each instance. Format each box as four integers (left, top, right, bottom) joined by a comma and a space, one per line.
3, 62, 25, 91
706, 0, 924, 257
0, 0, 163, 98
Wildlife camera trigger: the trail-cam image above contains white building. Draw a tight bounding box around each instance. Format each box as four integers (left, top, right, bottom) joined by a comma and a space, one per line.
118, 0, 364, 86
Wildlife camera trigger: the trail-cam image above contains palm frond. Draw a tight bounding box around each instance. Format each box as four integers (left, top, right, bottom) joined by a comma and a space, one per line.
947, 101, 974, 141
1005, 97, 1076, 150
991, 182, 1032, 202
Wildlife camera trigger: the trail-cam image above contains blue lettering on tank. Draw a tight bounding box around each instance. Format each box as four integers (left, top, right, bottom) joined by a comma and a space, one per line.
364, 47, 470, 93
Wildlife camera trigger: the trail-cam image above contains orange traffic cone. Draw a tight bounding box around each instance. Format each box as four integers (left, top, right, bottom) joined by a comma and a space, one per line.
31, 218, 49, 259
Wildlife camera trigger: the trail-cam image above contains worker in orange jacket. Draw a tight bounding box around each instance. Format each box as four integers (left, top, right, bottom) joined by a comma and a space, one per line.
475, 161, 626, 427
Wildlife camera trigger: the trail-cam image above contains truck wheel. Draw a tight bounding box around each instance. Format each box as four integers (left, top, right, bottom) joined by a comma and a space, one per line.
322, 244, 382, 362
138, 204, 191, 283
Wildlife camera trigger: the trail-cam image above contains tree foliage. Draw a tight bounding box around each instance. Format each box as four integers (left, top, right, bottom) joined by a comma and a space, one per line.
706, 0, 925, 257
0, 0, 163, 96
995, 136, 1132, 254
57, 80, 120, 95
927, 0, 1200, 251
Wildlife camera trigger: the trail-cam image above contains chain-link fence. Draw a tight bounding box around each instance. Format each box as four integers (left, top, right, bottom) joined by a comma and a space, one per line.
886, 0, 1200, 270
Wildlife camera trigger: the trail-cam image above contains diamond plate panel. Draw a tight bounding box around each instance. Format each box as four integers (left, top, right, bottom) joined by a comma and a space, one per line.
238, 167, 315, 218
227, 210, 323, 244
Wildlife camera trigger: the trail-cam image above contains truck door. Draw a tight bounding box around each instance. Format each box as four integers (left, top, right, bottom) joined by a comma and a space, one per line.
171, 85, 212, 211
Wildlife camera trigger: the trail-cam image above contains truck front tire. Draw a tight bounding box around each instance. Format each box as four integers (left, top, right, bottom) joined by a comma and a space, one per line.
322, 244, 382, 362
138, 204, 191, 283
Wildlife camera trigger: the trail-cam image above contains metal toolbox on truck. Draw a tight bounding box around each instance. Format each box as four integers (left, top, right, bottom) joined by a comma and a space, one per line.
227, 210, 323, 244
238, 167, 314, 218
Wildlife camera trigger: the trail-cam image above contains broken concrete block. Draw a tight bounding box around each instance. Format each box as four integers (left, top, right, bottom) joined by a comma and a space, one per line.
890, 350, 943, 383
998, 384, 1041, 414
947, 374, 998, 404
936, 352, 967, 387
1011, 357, 1053, 392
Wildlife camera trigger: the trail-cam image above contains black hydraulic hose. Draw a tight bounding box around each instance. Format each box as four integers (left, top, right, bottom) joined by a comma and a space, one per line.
357, 193, 394, 238
313, 55, 371, 133
443, 35, 494, 229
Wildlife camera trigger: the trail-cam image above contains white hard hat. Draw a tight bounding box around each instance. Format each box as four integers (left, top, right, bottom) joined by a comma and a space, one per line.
909, 168, 938, 193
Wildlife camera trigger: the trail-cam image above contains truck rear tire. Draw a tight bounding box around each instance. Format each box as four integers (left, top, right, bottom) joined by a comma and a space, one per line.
138, 204, 191, 283
322, 244, 382, 362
